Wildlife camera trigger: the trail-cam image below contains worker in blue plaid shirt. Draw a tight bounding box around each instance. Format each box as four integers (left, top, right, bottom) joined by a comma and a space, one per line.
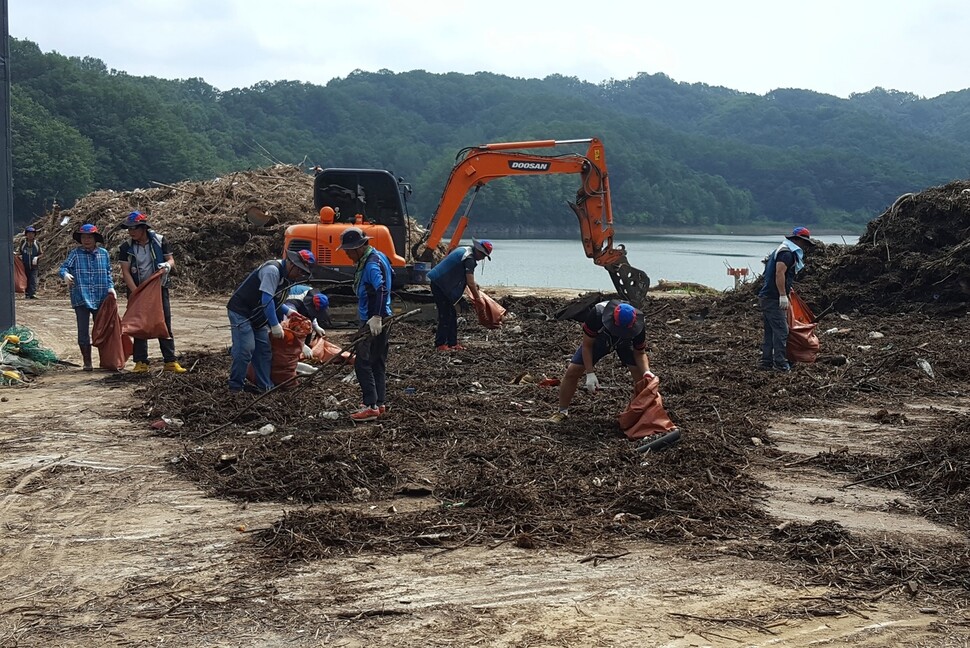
59, 224, 116, 371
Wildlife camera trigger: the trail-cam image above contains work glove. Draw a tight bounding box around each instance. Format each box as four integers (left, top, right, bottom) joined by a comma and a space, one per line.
270, 323, 284, 339
778, 295, 790, 310
584, 372, 600, 394
63, 272, 75, 288
367, 316, 383, 336
312, 321, 326, 338
157, 261, 171, 274
302, 344, 313, 360
108, 287, 117, 298
31, 256, 38, 267
643, 370, 656, 381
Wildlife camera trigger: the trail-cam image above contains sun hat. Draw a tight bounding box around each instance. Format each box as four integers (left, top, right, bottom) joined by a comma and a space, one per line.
286, 249, 316, 274
472, 238, 493, 260
601, 300, 644, 338
337, 227, 371, 250
124, 211, 151, 229
786, 226, 817, 246
73, 223, 104, 244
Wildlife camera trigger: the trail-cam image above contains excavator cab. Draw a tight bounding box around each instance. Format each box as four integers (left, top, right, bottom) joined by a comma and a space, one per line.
284, 168, 411, 286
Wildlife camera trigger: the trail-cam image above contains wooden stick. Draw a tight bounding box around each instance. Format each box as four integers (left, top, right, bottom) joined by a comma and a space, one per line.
842, 461, 929, 488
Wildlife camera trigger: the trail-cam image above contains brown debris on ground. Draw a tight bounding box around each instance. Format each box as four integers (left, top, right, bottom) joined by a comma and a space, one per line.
134, 288, 970, 603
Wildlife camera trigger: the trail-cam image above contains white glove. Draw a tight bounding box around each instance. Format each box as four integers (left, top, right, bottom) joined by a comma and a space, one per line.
367, 316, 382, 336
312, 321, 326, 338
31, 257, 38, 267
108, 287, 117, 298
270, 324, 284, 339
302, 344, 313, 360
778, 295, 790, 310
584, 372, 600, 394
643, 371, 656, 381
157, 262, 171, 274
63, 272, 75, 288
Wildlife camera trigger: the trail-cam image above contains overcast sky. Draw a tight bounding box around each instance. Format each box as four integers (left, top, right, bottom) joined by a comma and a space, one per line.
9, 0, 970, 99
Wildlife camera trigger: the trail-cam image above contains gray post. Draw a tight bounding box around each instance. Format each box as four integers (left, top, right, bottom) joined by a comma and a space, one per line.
0, 0, 14, 331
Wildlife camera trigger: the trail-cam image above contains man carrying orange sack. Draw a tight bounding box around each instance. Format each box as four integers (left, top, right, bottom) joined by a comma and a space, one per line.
119, 211, 187, 374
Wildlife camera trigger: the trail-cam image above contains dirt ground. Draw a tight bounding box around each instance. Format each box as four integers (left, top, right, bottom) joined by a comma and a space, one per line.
3, 287, 970, 648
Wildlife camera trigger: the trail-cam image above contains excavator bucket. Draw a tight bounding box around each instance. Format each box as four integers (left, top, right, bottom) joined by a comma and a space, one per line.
607, 262, 650, 310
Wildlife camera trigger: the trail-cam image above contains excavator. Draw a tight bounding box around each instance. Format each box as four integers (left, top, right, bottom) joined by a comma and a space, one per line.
283, 137, 650, 308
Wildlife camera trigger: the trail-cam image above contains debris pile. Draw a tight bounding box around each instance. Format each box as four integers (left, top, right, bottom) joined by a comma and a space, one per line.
27, 165, 433, 296
800, 181, 970, 314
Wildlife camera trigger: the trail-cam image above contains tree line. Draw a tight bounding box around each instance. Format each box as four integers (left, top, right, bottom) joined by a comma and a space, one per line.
10, 37, 970, 234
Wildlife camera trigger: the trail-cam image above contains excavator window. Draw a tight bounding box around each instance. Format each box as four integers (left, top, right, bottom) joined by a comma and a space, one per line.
313, 169, 407, 227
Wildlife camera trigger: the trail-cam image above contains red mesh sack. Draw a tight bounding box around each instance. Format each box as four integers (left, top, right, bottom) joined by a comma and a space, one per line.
121, 271, 169, 339
617, 373, 678, 441
468, 289, 506, 329
13, 256, 27, 294
787, 289, 819, 364
92, 292, 132, 370
311, 337, 355, 365
247, 328, 304, 389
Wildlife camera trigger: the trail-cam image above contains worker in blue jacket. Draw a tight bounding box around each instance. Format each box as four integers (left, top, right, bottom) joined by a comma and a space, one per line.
338, 228, 393, 422
427, 238, 492, 351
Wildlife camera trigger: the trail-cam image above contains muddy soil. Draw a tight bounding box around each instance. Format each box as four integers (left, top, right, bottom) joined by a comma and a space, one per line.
3, 289, 970, 648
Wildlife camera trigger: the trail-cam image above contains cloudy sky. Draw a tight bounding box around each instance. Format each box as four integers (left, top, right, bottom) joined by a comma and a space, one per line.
9, 0, 970, 98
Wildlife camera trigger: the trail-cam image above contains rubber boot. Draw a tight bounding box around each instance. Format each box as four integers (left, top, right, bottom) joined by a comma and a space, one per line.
79, 344, 93, 372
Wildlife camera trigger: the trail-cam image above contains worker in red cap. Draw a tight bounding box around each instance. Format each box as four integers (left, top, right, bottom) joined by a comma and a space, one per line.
758, 226, 818, 372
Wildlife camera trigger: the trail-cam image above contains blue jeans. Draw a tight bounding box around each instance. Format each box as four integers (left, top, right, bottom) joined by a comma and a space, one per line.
759, 296, 790, 369
354, 324, 389, 407
431, 282, 458, 347
228, 309, 272, 391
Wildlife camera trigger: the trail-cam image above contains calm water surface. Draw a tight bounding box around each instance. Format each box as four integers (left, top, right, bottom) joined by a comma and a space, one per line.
471, 234, 858, 292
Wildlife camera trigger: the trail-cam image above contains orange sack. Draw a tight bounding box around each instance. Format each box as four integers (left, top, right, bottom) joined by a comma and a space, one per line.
247, 319, 305, 389
13, 256, 27, 294
786, 289, 819, 364
121, 270, 170, 339
470, 289, 506, 329
92, 292, 132, 370
311, 337, 355, 365
617, 374, 678, 441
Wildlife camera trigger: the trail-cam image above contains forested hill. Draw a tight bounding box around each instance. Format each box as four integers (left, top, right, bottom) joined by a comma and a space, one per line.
10, 37, 970, 234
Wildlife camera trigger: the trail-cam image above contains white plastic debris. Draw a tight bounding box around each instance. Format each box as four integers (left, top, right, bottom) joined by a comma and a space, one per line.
867, 331, 885, 339
246, 423, 276, 436
917, 358, 935, 379
161, 416, 184, 428
319, 411, 340, 420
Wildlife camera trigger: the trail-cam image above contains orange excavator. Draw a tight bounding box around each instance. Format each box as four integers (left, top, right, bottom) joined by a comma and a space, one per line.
283, 137, 650, 307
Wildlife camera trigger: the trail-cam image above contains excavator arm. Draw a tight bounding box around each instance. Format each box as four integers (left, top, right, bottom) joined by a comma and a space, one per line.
414, 138, 650, 307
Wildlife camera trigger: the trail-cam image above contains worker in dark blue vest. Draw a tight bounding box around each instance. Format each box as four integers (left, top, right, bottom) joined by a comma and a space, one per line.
226, 249, 316, 393
427, 238, 492, 351
758, 226, 817, 371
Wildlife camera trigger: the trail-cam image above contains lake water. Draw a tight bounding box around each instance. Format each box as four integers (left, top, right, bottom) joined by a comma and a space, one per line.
471, 234, 858, 292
